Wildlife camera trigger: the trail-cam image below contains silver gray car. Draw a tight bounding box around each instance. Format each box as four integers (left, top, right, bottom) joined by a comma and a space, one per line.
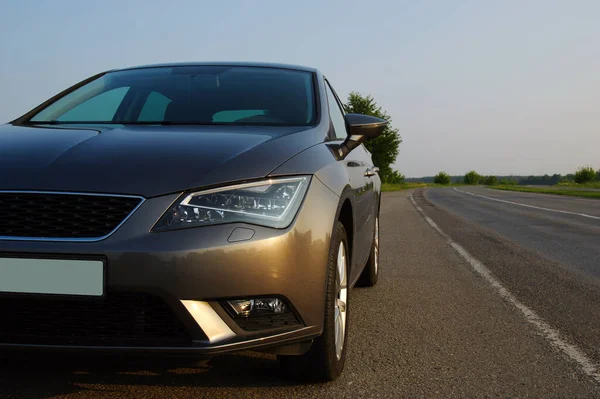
0, 62, 385, 381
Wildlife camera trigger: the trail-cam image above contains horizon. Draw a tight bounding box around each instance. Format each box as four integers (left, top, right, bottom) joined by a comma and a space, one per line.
406, 170, 590, 179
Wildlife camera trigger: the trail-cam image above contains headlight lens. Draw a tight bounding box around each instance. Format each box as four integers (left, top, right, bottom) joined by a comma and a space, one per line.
153, 176, 311, 231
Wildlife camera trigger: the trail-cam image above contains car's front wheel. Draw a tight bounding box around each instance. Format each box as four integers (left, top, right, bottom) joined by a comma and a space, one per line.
278, 221, 349, 381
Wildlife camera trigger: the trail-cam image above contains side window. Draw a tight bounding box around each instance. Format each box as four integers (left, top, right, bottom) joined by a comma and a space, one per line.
138, 91, 172, 122
325, 81, 347, 139
58, 87, 129, 121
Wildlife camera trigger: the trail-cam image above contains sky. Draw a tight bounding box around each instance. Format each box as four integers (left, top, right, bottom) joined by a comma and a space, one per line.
1, 0, 599, 177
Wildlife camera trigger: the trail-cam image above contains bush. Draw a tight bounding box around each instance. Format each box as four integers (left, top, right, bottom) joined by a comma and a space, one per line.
561, 174, 575, 183
463, 170, 482, 185
483, 176, 498, 186
499, 178, 519, 185
574, 166, 598, 184
385, 170, 405, 184
433, 172, 451, 185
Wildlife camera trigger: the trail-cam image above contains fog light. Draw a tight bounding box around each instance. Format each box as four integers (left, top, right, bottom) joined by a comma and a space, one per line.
227, 297, 286, 316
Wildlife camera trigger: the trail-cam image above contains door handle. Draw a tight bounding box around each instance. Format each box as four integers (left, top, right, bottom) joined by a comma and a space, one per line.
364, 167, 379, 177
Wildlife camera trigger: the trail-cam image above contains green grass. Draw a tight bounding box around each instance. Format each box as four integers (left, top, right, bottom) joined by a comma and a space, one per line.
556, 181, 600, 189
488, 185, 600, 199
382, 182, 467, 192
382, 182, 430, 192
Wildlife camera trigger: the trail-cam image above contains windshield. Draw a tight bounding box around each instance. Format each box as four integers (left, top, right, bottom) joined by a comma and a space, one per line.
29, 66, 316, 126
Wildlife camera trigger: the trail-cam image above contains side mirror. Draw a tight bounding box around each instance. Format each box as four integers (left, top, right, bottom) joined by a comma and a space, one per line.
336, 114, 388, 158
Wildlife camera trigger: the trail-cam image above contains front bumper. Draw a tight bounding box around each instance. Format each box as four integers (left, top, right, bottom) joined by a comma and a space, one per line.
0, 177, 339, 355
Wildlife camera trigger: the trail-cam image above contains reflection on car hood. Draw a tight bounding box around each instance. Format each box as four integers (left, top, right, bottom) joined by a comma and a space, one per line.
0, 124, 320, 197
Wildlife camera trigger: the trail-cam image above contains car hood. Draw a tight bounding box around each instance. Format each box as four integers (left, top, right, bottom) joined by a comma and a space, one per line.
0, 124, 322, 197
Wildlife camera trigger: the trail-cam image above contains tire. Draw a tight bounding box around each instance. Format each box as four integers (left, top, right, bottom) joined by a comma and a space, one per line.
357, 214, 379, 287
278, 221, 349, 382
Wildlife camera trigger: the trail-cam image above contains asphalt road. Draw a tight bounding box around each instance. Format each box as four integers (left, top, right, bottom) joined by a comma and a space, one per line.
0, 188, 598, 398
423, 186, 600, 371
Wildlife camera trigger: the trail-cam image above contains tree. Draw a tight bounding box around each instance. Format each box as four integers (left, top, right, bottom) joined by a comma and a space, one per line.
519, 174, 561, 185
482, 176, 498, 186
387, 170, 405, 184
560, 174, 575, 183
574, 166, 597, 183
499, 178, 518, 185
483, 175, 498, 186
434, 171, 451, 185
463, 170, 482, 185
345, 92, 402, 183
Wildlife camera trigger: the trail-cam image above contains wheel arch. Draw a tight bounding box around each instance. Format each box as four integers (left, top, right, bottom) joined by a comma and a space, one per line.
336, 198, 354, 265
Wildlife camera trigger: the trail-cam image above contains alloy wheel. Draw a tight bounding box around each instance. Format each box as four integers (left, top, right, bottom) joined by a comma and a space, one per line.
335, 242, 348, 360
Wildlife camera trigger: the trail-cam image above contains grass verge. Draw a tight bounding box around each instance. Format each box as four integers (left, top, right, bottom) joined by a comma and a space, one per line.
556, 182, 600, 189
382, 182, 430, 192
382, 183, 467, 192
488, 185, 600, 199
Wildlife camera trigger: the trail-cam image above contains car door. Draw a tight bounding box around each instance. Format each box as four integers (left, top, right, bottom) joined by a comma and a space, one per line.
324, 79, 377, 277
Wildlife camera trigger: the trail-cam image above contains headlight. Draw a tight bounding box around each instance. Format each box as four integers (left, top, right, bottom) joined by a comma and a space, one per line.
153, 176, 311, 231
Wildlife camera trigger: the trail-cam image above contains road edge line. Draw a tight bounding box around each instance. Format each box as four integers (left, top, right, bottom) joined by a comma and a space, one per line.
409, 194, 600, 384
454, 188, 600, 220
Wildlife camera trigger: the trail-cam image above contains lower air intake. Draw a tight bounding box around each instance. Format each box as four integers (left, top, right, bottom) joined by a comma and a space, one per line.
0, 293, 193, 347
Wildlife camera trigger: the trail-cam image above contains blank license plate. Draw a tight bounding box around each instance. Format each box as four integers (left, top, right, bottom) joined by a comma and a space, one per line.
0, 257, 104, 296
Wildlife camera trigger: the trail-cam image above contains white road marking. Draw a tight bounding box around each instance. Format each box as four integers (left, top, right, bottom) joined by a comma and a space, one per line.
409, 194, 600, 383
454, 188, 600, 220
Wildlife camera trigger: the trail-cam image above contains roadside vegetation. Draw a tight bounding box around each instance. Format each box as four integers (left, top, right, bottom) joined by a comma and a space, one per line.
381, 182, 469, 192
393, 166, 600, 198
405, 167, 599, 187
491, 185, 600, 199
345, 93, 403, 184
483, 175, 497, 186
557, 181, 600, 189
382, 171, 466, 191
463, 170, 482, 185
484, 165, 598, 199
381, 182, 430, 192
433, 172, 451, 185
352, 94, 600, 199
573, 166, 599, 184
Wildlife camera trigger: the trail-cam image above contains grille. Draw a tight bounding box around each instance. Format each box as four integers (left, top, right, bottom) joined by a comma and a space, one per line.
0, 192, 142, 239
0, 293, 194, 347
234, 312, 301, 332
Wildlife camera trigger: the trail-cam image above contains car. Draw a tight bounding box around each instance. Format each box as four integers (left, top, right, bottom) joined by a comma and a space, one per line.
0, 62, 386, 381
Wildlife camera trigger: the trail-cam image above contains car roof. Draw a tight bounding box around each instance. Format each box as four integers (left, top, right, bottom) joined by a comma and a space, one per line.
116, 62, 319, 73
